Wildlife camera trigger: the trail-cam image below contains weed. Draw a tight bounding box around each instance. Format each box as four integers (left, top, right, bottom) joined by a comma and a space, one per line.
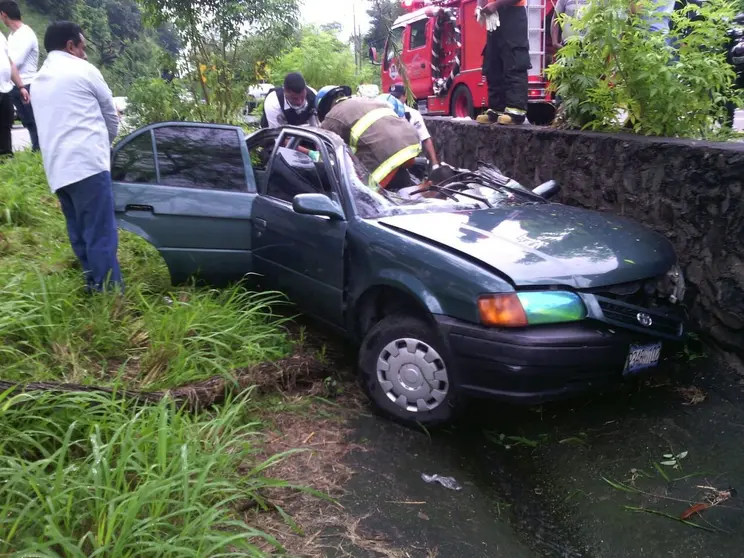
0, 388, 300, 555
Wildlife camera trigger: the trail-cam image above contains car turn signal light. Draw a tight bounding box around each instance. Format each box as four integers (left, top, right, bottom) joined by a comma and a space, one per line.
478, 294, 529, 327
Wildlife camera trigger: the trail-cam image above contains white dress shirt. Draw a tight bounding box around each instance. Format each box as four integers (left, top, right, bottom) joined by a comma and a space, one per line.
0, 34, 13, 94
8, 24, 38, 84
263, 86, 319, 128
32, 51, 119, 193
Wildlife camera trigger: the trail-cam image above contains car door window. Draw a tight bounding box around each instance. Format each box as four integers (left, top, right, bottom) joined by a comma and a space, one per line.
154, 126, 247, 191
409, 20, 427, 50
111, 131, 156, 183
265, 134, 335, 204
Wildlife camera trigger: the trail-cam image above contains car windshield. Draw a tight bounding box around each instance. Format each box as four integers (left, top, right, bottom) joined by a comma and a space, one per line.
343, 148, 539, 220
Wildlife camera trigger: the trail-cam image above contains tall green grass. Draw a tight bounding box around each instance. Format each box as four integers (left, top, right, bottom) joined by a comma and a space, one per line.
0, 151, 292, 389
0, 389, 299, 556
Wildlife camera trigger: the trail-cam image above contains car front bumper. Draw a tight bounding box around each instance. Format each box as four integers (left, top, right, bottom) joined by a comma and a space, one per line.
435, 316, 679, 404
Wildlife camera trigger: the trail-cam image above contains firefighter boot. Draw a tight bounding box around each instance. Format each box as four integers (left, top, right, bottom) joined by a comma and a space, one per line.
497, 108, 526, 125
476, 109, 503, 124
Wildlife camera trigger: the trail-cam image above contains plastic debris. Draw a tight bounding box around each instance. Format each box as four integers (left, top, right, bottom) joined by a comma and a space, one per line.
421, 473, 462, 491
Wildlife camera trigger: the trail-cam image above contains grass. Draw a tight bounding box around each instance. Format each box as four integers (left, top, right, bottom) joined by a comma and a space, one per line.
0, 150, 292, 389
0, 388, 305, 555
0, 151, 313, 554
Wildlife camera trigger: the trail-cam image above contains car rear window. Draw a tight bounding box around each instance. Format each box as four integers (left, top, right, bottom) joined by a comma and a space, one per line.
154, 126, 247, 191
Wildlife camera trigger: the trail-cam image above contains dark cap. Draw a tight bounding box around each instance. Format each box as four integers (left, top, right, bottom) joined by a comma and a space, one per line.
284, 72, 306, 93
389, 83, 405, 98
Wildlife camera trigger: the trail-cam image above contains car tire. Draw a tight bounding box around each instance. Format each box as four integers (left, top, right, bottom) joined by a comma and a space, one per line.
450, 85, 474, 119
358, 314, 459, 426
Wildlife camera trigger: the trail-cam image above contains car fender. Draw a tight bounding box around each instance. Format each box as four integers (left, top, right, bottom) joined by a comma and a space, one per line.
367, 268, 444, 315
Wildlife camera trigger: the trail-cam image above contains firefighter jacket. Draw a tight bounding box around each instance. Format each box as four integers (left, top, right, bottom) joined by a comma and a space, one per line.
320, 97, 422, 186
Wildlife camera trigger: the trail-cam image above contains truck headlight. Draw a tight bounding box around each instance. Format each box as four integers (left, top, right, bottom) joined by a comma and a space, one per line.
478, 292, 586, 327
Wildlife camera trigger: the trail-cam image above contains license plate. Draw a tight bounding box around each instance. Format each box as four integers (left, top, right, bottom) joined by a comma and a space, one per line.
417, 101, 428, 114
624, 342, 662, 375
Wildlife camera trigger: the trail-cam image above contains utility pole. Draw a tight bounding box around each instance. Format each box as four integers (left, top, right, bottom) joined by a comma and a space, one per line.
352, 1, 359, 73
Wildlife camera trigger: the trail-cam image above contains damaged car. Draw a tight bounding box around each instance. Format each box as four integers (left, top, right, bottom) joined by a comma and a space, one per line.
111, 122, 687, 425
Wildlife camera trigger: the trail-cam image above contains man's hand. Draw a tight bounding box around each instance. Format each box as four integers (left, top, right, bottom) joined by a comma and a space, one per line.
18, 86, 29, 104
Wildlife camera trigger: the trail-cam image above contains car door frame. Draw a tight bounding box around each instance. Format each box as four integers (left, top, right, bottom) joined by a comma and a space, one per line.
111, 121, 258, 286
251, 126, 349, 327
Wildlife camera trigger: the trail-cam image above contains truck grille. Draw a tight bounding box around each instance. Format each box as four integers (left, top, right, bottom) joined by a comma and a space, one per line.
594, 296, 684, 340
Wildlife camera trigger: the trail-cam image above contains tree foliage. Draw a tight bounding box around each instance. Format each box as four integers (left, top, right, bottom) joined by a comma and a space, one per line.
546, 0, 742, 138
269, 26, 378, 90
137, 0, 300, 122
365, 0, 404, 51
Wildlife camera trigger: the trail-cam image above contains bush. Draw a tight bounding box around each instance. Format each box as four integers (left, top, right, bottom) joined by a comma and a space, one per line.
125, 77, 199, 130
546, 0, 742, 138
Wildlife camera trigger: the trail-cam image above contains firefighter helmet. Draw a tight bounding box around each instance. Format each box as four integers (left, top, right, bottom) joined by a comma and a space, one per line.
316, 85, 352, 122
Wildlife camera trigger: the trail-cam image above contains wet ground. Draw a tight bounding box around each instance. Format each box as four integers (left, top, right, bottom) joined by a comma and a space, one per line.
327, 342, 744, 557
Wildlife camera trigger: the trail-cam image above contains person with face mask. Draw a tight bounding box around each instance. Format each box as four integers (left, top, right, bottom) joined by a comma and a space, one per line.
260, 72, 319, 129
32, 21, 122, 293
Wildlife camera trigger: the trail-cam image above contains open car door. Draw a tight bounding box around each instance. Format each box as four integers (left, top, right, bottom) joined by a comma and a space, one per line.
111, 122, 258, 286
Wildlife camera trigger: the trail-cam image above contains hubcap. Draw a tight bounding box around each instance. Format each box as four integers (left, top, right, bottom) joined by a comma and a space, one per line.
376, 338, 449, 413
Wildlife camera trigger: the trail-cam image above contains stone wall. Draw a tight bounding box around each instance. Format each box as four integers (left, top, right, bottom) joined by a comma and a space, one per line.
425, 117, 744, 364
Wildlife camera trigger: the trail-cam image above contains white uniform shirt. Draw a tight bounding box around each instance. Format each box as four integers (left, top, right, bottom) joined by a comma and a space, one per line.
8, 24, 38, 84
32, 51, 119, 193
0, 34, 13, 94
263, 86, 319, 128
405, 106, 431, 143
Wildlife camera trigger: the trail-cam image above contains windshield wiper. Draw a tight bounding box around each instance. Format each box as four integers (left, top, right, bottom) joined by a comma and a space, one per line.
411, 181, 494, 208
438, 166, 546, 203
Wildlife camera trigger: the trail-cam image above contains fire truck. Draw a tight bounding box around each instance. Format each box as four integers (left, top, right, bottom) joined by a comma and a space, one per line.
375, 0, 558, 124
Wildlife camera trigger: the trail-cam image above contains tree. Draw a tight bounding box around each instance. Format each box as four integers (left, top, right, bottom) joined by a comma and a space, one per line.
320, 21, 343, 36
77, 0, 143, 66
270, 27, 377, 90
365, 0, 404, 52
137, 0, 300, 123
26, 0, 76, 18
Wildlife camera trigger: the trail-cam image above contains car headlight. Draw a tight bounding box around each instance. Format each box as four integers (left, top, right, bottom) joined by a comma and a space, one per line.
478, 292, 587, 327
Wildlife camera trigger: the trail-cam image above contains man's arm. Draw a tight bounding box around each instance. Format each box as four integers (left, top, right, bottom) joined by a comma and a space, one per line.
9, 60, 28, 103
551, 0, 566, 48
264, 92, 285, 128
8, 32, 34, 72
423, 138, 439, 166
90, 67, 119, 143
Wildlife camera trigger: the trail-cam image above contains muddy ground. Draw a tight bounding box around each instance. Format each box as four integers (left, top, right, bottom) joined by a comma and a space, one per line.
264, 323, 744, 557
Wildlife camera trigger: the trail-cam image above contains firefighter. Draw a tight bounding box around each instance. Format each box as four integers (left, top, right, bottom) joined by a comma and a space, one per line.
316, 85, 423, 191
475, 0, 531, 125
260, 72, 318, 129
387, 84, 440, 167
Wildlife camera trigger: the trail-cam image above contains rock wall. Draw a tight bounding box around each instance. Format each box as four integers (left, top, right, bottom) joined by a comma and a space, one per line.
425, 117, 744, 363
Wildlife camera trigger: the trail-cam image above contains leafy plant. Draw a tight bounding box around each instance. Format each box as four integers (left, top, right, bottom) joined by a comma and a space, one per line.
546, 0, 742, 138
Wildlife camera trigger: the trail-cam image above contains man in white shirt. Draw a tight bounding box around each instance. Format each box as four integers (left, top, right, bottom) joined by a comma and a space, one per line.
0, 18, 27, 156
387, 84, 440, 166
260, 72, 319, 129
0, 1, 38, 150
33, 21, 122, 293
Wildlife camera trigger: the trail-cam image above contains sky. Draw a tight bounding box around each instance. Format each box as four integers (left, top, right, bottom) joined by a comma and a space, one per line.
299, 0, 373, 41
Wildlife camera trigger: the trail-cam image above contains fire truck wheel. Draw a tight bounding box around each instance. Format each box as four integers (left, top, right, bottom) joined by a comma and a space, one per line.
450, 86, 474, 119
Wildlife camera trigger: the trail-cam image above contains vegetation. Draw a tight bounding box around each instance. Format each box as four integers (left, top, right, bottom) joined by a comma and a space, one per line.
547, 0, 742, 138
0, 389, 299, 555
17, 0, 178, 95
0, 151, 290, 389
269, 26, 379, 91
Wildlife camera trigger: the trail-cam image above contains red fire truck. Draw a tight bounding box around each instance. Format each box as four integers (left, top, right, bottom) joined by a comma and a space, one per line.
375, 0, 558, 124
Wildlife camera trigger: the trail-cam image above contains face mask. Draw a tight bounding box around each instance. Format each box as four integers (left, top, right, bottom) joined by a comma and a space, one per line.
286, 98, 307, 112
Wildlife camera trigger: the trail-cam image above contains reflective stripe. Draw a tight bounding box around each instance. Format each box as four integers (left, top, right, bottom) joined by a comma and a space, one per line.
370, 143, 422, 185
350, 107, 398, 153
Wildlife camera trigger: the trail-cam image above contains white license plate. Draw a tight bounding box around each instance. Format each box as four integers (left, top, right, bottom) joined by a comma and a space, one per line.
624, 342, 662, 375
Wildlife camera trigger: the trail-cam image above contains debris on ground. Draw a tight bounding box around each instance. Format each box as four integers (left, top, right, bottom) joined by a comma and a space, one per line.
421, 473, 463, 491
674, 385, 707, 406
680, 485, 735, 520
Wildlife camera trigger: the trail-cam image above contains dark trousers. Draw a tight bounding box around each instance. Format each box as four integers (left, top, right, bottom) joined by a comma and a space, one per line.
0, 91, 13, 156
56, 171, 124, 293
11, 84, 39, 151
483, 6, 531, 115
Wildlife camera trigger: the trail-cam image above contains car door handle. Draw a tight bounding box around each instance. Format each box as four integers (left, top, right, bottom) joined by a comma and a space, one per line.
255, 217, 267, 229
125, 204, 153, 212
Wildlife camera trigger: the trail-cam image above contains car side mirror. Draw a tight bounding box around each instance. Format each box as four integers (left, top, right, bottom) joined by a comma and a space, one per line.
293, 193, 344, 221
533, 180, 560, 200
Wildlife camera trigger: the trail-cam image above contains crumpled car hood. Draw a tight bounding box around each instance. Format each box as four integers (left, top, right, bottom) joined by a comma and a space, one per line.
377, 204, 677, 289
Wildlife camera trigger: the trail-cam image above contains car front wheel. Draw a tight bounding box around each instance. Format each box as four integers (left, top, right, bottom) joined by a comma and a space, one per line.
359, 315, 458, 426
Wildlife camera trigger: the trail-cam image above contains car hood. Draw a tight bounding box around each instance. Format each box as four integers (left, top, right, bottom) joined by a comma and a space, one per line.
377, 204, 676, 289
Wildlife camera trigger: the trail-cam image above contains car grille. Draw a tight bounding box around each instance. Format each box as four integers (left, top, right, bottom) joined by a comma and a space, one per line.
594, 295, 684, 340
